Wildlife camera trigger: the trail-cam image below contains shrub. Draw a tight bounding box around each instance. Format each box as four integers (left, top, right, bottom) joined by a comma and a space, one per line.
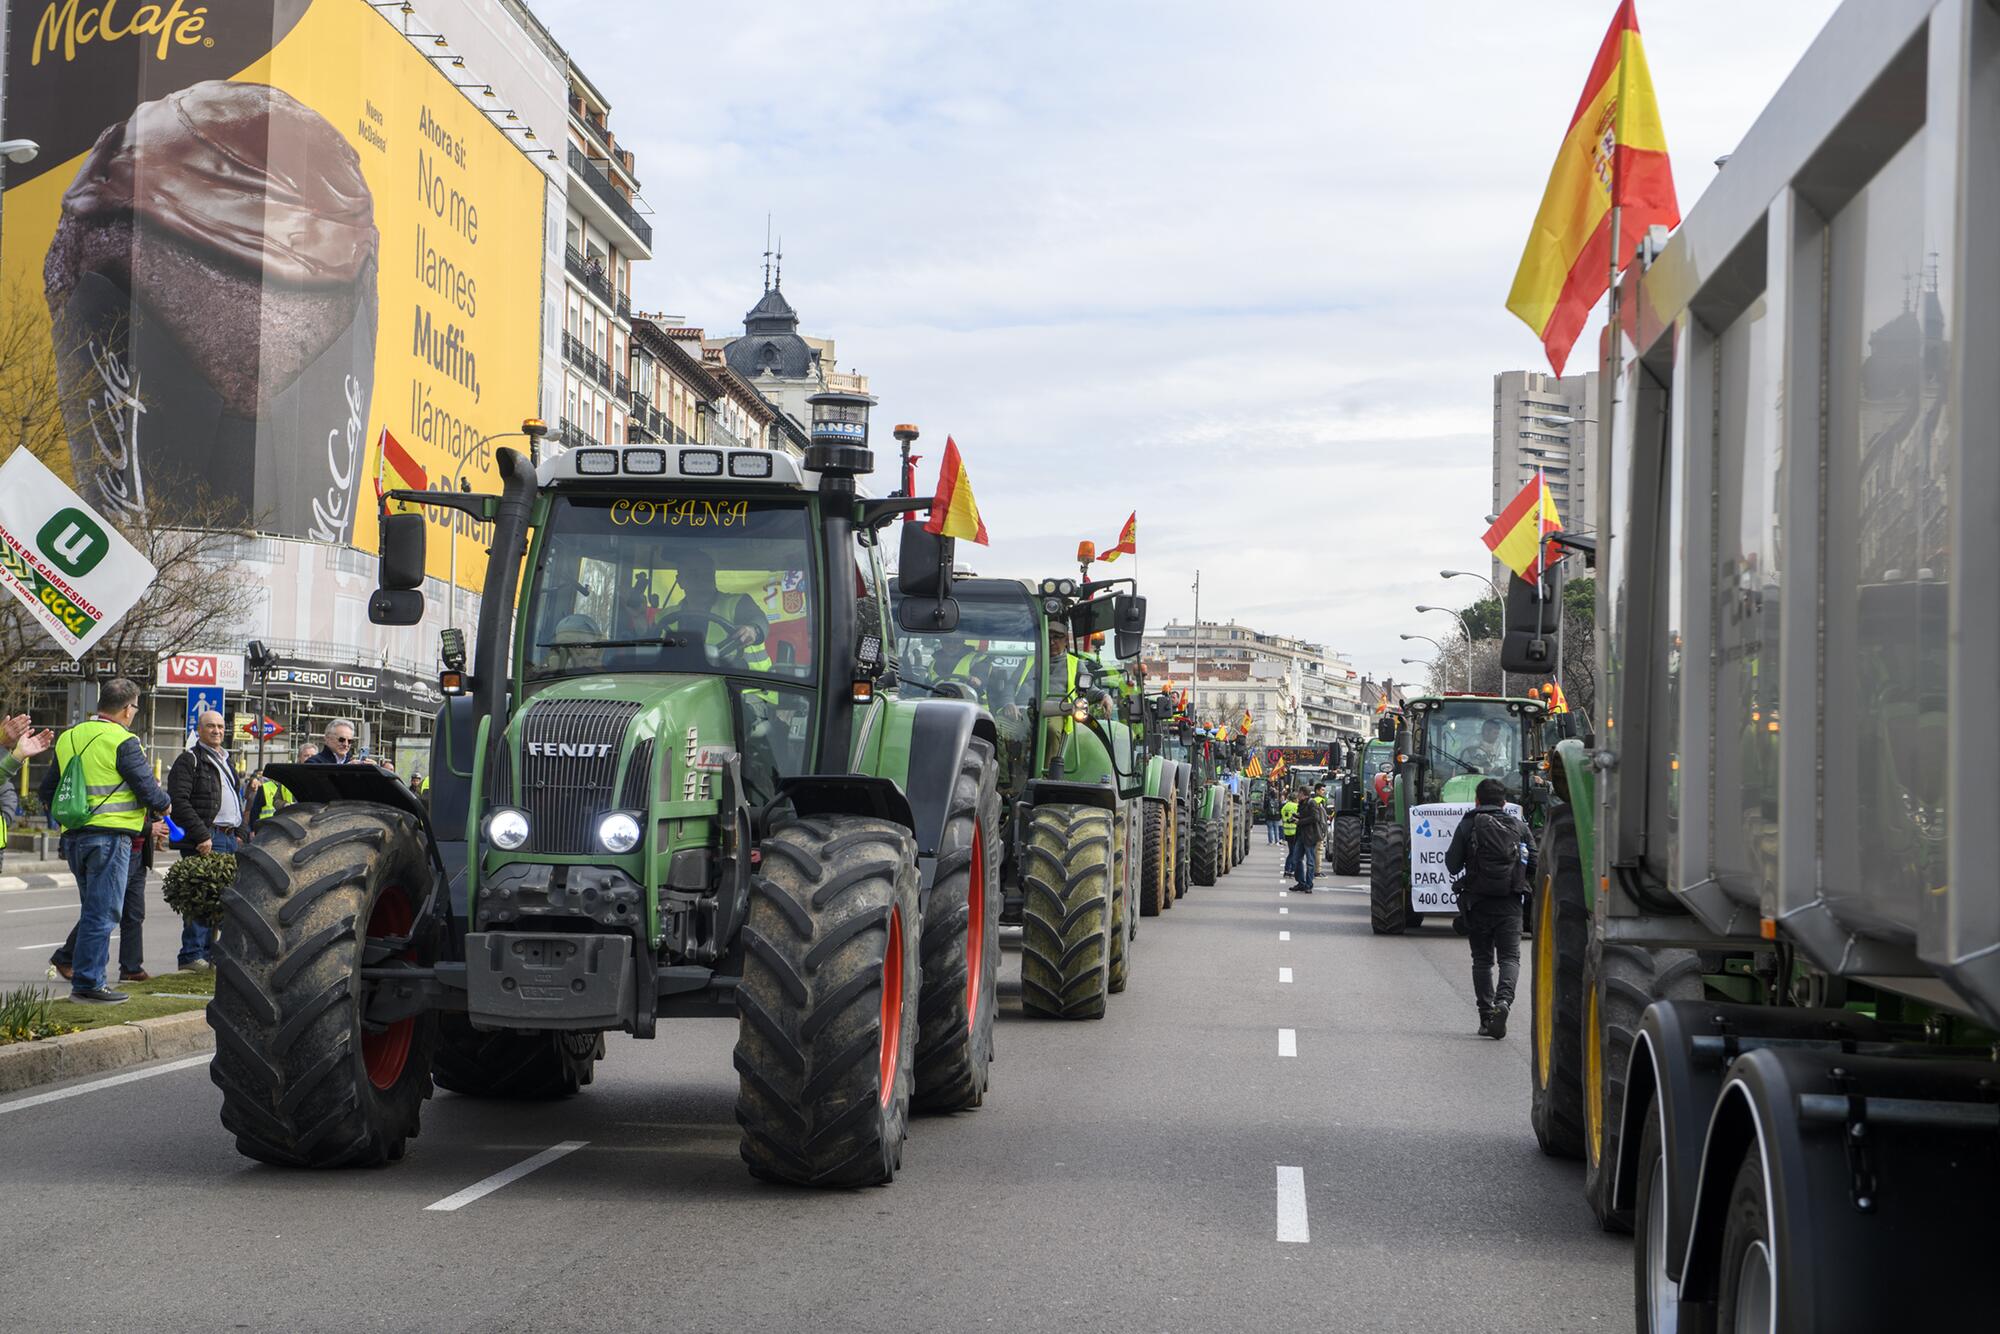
163, 851, 236, 927
0, 985, 77, 1045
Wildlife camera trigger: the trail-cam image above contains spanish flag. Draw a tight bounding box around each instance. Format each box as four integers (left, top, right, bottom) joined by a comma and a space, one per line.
923, 437, 989, 546
374, 427, 427, 513
1484, 471, 1564, 581
1100, 511, 1138, 562
1506, 1, 1678, 375
1546, 679, 1571, 714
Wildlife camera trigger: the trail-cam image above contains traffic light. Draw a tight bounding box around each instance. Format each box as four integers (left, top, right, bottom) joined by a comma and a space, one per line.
1500, 570, 1562, 675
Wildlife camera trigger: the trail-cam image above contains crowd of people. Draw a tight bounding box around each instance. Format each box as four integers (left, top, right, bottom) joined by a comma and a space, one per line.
2, 685, 421, 1005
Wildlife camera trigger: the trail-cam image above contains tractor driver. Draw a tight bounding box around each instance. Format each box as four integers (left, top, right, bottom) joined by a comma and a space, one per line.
662, 550, 774, 672
1460, 718, 1513, 775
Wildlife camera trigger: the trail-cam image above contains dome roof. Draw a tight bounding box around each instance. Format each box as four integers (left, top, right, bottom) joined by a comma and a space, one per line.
726, 282, 815, 380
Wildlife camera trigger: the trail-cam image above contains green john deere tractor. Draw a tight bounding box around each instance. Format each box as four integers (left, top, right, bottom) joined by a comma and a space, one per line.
214, 432, 1004, 1189
1326, 735, 1390, 877
890, 574, 1148, 1019
1160, 720, 1231, 888
1137, 694, 1192, 916
1368, 695, 1549, 935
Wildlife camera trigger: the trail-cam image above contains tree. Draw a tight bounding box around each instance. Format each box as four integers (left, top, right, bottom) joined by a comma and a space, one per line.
0, 290, 254, 713
1436, 573, 1598, 725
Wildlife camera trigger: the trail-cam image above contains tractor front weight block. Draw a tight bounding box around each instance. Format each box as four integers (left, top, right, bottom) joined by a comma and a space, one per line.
465, 932, 638, 1030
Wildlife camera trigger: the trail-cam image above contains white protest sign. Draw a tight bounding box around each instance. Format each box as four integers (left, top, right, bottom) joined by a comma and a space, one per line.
1408, 801, 1525, 913
0, 449, 158, 660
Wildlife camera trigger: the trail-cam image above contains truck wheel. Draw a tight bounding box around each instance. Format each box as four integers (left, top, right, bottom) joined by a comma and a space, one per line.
1140, 800, 1170, 916
1019, 803, 1113, 1020
433, 1017, 604, 1099
1192, 817, 1220, 887
1713, 1147, 1775, 1334
1632, 1098, 1714, 1334
1108, 802, 1132, 994
1369, 822, 1410, 935
1583, 939, 1703, 1230
735, 815, 921, 1186
913, 741, 1001, 1112
209, 802, 438, 1167
1332, 815, 1363, 877
1174, 795, 1191, 899
1530, 804, 1589, 1160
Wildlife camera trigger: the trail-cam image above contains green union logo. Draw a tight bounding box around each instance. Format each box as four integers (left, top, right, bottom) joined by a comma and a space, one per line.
35, 507, 107, 578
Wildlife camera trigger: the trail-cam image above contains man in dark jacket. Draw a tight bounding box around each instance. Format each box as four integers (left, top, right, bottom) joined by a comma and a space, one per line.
166, 710, 247, 969
1444, 778, 1536, 1038
1292, 789, 1328, 892
305, 719, 358, 763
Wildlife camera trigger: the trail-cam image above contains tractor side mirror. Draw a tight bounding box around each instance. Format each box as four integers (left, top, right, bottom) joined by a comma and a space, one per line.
1114, 593, 1147, 660
379, 511, 428, 591
368, 588, 425, 626
1375, 715, 1395, 742
895, 522, 960, 633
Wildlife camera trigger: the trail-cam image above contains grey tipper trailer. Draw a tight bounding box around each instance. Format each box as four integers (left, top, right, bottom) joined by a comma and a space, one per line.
1527, 3, 2000, 1329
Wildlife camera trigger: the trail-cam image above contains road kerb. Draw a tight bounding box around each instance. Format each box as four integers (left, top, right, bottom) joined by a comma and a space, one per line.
0, 1011, 213, 1095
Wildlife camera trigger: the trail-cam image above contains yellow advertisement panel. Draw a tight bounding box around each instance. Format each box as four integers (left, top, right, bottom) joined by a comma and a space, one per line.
0, 0, 544, 583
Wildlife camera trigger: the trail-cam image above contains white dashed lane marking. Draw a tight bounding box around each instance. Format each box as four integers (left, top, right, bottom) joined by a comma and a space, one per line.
1276, 1165, 1310, 1243
1279, 967, 1293, 983
0, 1055, 208, 1116
1279, 931, 1290, 941
1278, 1028, 1297, 1058
424, 1141, 589, 1212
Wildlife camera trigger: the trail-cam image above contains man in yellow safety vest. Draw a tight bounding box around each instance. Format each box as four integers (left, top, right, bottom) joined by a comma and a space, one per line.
1280, 789, 1302, 884
665, 551, 774, 673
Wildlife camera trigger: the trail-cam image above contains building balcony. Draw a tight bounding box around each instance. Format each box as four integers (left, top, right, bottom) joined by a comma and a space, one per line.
564, 244, 618, 311
561, 332, 612, 389
613, 372, 630, 402
558, 417, 606, 451
567, 145, 652, 253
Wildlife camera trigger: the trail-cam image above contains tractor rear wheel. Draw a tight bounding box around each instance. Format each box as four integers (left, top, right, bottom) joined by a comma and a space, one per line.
1332, 815, 1363, 877
913, 741, 1001, 1112
1139, 799, 1170, 916
1192, 816, 1220, 887
734, 815, 921, 1186
1369, 822, 1411, 935
1218, 804, 1233, 877
432, 1019, 604, 1099
1108, 803, 1133, 994
1174, 796, 1192, 898
208, 802, 438, 1167
1530, 805, 1589, 1160
1019, 803, 1114, 1020
1583, 939, 1703, 1230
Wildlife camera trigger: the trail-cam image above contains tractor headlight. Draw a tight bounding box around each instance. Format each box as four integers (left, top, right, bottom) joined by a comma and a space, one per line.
485, 807, 530, 851
597, 810, 643, 855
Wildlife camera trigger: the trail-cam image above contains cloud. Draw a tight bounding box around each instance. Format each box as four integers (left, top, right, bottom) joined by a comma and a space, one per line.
535, 0, 1840, 681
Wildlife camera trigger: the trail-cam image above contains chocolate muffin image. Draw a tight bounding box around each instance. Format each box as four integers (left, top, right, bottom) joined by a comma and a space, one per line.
45, 81, 379, 540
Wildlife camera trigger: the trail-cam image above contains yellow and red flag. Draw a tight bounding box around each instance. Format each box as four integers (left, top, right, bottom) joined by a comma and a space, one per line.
374, 427, 427, 513
1239, 708, 1253, 733
923, 436, 989, 546
1484, 470, 1564, 581
1100, 511, 1137, 563
1545, 679, 1571, 714
1506, 0, 1678, 374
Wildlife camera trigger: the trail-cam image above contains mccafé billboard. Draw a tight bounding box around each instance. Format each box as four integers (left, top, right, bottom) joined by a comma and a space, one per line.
0, 0, 545, 582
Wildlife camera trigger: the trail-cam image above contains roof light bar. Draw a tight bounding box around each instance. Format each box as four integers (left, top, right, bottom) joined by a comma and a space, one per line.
679, 449, 723, 476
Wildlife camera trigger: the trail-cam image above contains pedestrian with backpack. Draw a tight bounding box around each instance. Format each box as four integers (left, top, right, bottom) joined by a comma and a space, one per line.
1444, 778, 1536, 1038
36, 679, 173, 1004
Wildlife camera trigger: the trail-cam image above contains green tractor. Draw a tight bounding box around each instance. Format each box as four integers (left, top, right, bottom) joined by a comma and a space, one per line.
1326, 735, 1392, 877
1136, 694, 1193, 915
214, 433, 1005, 1188
890, 574, 1148, 1019
1159, 718, 1232, 888
1368, 695, 1550, 935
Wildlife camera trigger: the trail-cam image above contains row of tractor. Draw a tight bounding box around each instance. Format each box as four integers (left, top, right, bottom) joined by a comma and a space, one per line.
207, 416, 1245, 1190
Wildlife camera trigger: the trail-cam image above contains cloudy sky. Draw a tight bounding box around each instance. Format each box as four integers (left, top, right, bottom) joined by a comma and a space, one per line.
536, 0, 1839, 681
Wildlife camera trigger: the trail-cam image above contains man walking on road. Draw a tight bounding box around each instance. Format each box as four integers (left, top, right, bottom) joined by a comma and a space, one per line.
1444, 778, 1535, 1039
1280, 788, 1301, 882
1262, 784, 1281, 844
167, 711, 247, 970
1292, 789, 1327, 892
37, 679, 173, 1004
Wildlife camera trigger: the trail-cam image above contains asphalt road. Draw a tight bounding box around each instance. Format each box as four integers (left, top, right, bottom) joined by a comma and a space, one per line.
0, 865, 189, 985
0, 838, 1630, 1333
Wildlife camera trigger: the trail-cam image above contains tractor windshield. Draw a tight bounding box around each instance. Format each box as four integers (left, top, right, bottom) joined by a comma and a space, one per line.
522, 496, 818, 683
1417, 700, 1542, 804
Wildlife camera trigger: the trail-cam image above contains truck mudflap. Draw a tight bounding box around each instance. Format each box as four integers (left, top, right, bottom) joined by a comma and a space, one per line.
466, 931, 637, 1030
1676, 1041, 2000, 1330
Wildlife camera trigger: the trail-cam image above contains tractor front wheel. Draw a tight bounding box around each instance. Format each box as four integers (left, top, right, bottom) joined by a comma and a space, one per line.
1139, 799, 1170, 916
1369, 822, 1411, 935
1192, 816, 1221, 887
1332, 815, 1363, 877
1019, 803, 1114, 1020
1530, 804, 1589, 1159
734, 815, 921, 1186
913, 741, 1001, 1112
1108, 802, 1133, 994
209, 802, 438, 1167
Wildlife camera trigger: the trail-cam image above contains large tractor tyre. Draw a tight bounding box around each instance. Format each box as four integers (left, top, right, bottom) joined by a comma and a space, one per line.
1019, 804, 1114, 1020
1217, 804, 1233, 877
1583, 939, 1703, 1231
208, 802, 439, 1168
1368, 822, 1412, 934
1529, 804, 1590, 1160
1173, 796, 1192, 899
432, 1017, 604, 1099
1139, 800, 1171, 916
1108, 804, 1133, 995
1331, 815, 1364, 877
912, 741, 1001, 1113
734, 815, 921, 1186
1192, 816, 1221, 887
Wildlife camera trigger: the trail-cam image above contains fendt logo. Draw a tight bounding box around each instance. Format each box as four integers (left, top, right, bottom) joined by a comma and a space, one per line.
35, 508, 108, 578
526, 741, 616, 759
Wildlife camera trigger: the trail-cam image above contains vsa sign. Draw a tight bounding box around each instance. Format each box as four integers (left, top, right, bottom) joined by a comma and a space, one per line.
157, 652, 246, 691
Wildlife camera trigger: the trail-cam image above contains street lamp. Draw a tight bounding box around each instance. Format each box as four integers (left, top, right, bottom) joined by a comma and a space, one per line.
1443, 568, 1508, 696
445, 418, 549, 635
1415, 606, 1476, 692
0, 139, 39, 164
